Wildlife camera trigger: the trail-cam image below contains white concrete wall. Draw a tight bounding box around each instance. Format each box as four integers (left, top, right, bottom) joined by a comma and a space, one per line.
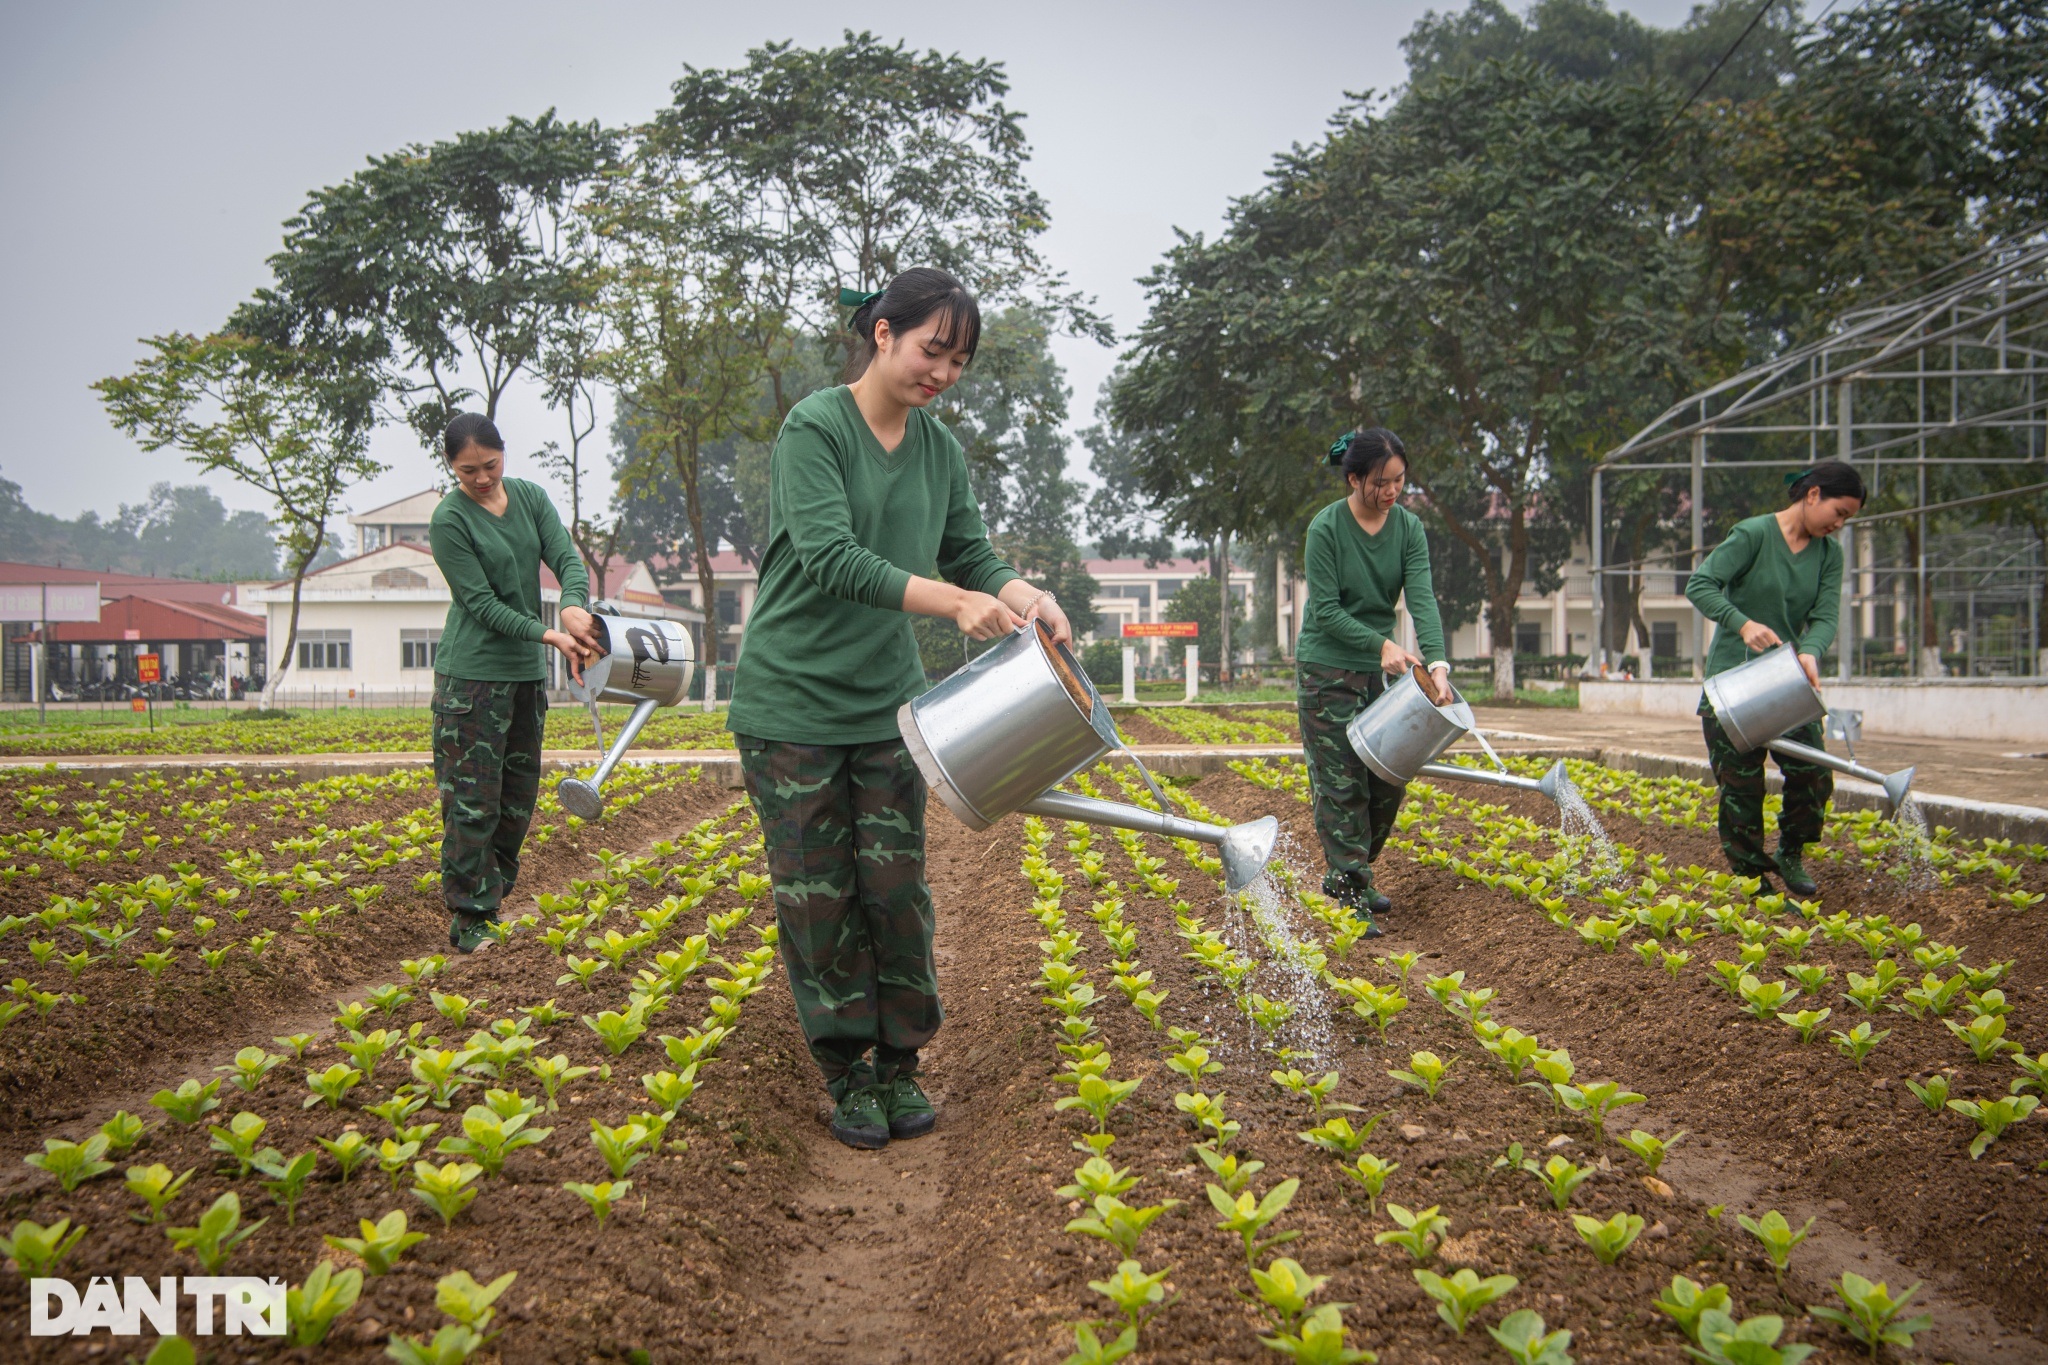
266, 598, 454, 700
1582, 678, 2048, 744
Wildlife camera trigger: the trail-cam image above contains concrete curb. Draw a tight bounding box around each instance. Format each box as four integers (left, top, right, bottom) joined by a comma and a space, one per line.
13, 742, 2043, 843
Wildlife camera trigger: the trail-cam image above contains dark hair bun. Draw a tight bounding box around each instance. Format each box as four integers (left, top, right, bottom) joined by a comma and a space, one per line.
443, 412, 506, 462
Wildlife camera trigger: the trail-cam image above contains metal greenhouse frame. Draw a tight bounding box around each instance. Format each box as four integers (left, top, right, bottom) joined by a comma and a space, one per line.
1590, 235, 2048, 680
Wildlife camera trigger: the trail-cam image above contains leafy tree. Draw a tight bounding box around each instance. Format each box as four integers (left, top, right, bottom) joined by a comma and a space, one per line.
94, 334, 383, 700
531, 249, 623, 599
235, 113, 614, 449
658, 30, 1108, 376
0, 474, 277, 580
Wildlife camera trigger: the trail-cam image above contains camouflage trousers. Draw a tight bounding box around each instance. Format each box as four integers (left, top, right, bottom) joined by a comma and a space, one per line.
432, 675, 547, 920
1297, 663, 1408, 899
736, 734, 939, 1097
1699, 695, 1831, 875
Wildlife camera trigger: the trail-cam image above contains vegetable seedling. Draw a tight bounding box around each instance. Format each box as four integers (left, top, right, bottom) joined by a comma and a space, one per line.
25, 1134, 116, 1192
1905, 1074, 1950, 1113
564, 1179, 632, 1230
590, 1119, 656, 1179
1691, 1310, 1817, 1365
1554, 1080, 1645, 1143
1778, 1007, 1833, 1043
1830, 1022, 1891, 1068
1614, 1128, 1684, 1176
1373, 1203, 1449, 1265
1066, 1194, 1180, 1258
1737, 1210, 1814, 1285
284, 1259, 362, 1346
1947, 1094, 2038, 1158
166, 1191, 264, 1273
1250, 1256, 1329, 1332
1209, 1177, 1300, 1267
324, 1209, 428, 1275
1652, 1274, 1731, 1343
436, 1105, 552, 1176
1193, 1143, 1264, 1195
151, 1078, 222, 1126
1945, 1013, 2019, 1063
317, 1131, 373, 1182
1338, 1153, 1397, 1214
408, 1161, 484, 1227
376, 1140, 422, 1194
125, 1163, 193, 1223
1257, 1303, 1377, 1364
205, 1111, 269, 1176
304, 1063, 363, 1111
1489, 1309, 1573, 1365
1414, 1267, 1517, 1335
1, 1217, 86, 1276
1809, 1272, 1931, 1359
1089, 1258, 1174, 1338
216, 1046, 282, 1094
254, 1149, 318, 1226
1569, 1211, 1644, 1264
1522, 1155, 1592, 1211
1389, 1051, 1450, 1099
1299, 1114, 1384, 1157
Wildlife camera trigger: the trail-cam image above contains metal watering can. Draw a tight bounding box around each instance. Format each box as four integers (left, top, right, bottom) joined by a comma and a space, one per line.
555, 612, 695, 820
899, 620, 1281, 892
1702, 644, 1914, 817
1346, 667, 1570, 804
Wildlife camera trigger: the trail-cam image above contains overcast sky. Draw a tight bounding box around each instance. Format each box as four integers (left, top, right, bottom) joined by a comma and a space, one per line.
1, 0, 1698, 536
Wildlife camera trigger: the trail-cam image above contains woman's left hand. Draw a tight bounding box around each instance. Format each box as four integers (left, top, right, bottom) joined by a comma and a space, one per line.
1798, 652, 1822, 690
1029, 593, 1073, 646
558, 605, 601, 656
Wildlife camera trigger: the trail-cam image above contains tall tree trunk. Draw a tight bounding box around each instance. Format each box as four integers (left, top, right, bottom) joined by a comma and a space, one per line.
676, 436, 720, 686
265, 529, 323, 709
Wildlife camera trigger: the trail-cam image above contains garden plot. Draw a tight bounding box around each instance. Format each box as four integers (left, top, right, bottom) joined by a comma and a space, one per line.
0, 707, 736, 759
1, 754, 2042, 1362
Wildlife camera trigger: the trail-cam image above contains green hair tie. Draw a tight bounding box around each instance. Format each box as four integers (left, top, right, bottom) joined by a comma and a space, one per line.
1327, 432, 1354, 465
838, 287, 884, 309
1782, 466, 1815, 488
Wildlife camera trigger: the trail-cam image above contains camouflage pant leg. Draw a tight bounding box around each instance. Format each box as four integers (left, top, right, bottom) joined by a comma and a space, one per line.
433, 676, 546, 918
1297, 663, 1406, 896
737, 734, 939, 1092
1701, 701, 1831, 872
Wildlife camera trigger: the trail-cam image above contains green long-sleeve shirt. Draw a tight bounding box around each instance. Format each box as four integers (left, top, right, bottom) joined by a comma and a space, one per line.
728, 386, 1020, 745
1685, 513, 1842, 679
1294, 500, 1449, 672
428, 478, 589, 682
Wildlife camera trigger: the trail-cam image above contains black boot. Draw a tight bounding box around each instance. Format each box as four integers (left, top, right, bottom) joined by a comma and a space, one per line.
1774, 845, 1819, 898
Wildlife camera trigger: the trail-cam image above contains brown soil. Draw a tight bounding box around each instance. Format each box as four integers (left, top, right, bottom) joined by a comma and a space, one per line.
2, 762, 2042, 1361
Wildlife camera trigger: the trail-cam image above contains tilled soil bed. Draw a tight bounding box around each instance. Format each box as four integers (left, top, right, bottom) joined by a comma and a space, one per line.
0, 758, 2042, 1361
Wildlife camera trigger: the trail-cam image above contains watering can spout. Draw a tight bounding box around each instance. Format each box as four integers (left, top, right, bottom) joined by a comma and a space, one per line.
1766, 736, 1915, 819
1415, 757, 1571, 808
1019, 790, 1279, 892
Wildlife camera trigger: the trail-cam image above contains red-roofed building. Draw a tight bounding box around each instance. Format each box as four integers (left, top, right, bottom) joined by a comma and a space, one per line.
1, 561, 265, 700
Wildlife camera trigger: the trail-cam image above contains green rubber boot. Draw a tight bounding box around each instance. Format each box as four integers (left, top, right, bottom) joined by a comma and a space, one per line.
829, 1086, 889, 1150
1774, 845, 1819, 898
881, 1074, 937, 1140
450, 912, 498, 955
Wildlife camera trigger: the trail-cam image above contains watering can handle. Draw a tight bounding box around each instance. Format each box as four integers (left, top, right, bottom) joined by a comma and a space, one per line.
1040, 619, 1175, 812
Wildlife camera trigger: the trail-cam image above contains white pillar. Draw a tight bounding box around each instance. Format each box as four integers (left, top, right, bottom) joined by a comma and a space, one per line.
1121, 645, 1137, 704
1184, 644, 1199, 702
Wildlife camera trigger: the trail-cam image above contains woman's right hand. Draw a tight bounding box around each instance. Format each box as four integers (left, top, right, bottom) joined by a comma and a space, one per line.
1739, 620, 1784, 651
954, 590, 1022, 640
543, 629, 588, 684
1380, 638, 1424, 677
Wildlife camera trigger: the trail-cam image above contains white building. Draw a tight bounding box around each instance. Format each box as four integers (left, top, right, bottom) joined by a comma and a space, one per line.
245, 541, 694, 703
348, 490, 439, 555
1083, 557, 1257, 667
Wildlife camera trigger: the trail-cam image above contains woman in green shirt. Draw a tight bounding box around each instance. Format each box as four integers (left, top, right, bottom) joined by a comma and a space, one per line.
428, 413, 598, 954
1295, 428, 1452, 923
1685, 460, 1864, 896
730, 269, 1073, 1150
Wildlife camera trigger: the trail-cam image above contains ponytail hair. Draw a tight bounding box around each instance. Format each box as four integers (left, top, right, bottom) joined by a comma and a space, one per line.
1327, 427, 1409, 484
1784, 459, 1866, 504
842, 268, 981, 381
443, 412, 505, 463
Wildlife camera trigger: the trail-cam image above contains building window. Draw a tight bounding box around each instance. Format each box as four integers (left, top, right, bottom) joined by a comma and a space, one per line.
297, 630, 351, 670
373, 567, 430, 589
1652, 622, 1680, 659
1157, 579, 1183, 597
1514, 623, 1543, 655
400, 628, 441, 670
716, 589, 739, 626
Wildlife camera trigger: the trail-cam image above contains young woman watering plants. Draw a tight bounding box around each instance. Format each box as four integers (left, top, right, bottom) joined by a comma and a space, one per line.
1295, 428, 1452, 924
428, 413, 599, 954
1686, 459, 1865, 897
728, 268, 1073, 1150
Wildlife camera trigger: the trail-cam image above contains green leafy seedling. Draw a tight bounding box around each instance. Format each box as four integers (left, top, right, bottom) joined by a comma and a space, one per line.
1389, 1051, 1450, 1099
1258, 1303, 1377, 1364
1299, 1113, 1384, 1158
1489, 1309, 1574, 1365
1690, 1310, 1816, 1365
1615, 1129, 1684, 1176
1089, 1258, 1174, 1337
1250, 1255, 1329, 1332
436, 1104, 552, 1176
304, 1062, 363, 1110
1555, 1079, 1646, 1143
590, 1119, 655, 1179
1830, 1022, 1890, 1068
408, 1160, 483, 1228
564, 1179, 632, 1229
322, 1209, 427, 1275
1059, 1158, 1140, 1201
1945, 1013, 2019, 1062
166, 1191, 264, 1273
216, 1046, 282, 1093
1778, 1007, 1832, 1043
98, 1110, 147, 1154
1193, 1143, 1263, 1195
1809, 1273, 1931, 1359
25, 1133, 116, 1192
1338, 1153, 1397, 1214
1523, 1155, 1592, 1211
151, 1078, 222, 1126
1570, 1211, 1644, 1265
284, 1259, 362, 1346
1947, 1094, 2038, 1158
125, 1163, 194, 1223
1653, 1274, 1731, 1344
316, 1131, 374, 1183
1373, 1203, 1449, 1265
1, 1217, 87, 1276
1066, 1194, 1180, 1259
1209, 1177, 1300, 1267
1737, 1210, 1814, 1285
205, 1111, 269, 1177
1905, 1074, 1950, 1113
1413, 1266, 1517, 1335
